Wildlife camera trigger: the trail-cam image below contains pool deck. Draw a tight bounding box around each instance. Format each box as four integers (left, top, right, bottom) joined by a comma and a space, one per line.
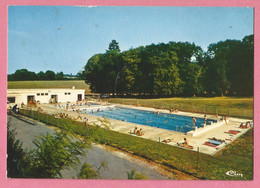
38, 101, 253, 155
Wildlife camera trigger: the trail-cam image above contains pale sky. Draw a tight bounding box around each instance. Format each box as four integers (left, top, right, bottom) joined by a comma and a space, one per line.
8, 6, 254, 75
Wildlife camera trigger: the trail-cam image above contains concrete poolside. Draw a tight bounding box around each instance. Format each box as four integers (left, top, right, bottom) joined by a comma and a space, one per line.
37, 101, 253, 155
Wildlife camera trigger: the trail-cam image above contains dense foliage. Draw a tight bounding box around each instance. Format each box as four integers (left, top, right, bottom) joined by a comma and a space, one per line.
7, 119, 26, 178
7, 117, 93, 178
84, 36, 253, 97
22, 131, 89, 178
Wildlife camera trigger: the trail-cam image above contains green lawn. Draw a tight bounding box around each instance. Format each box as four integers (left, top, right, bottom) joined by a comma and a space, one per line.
107, 97, 253, 119
8, 80, 91, 94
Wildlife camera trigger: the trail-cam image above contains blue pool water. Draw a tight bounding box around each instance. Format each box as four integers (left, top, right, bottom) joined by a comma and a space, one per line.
82, 106, 217, 133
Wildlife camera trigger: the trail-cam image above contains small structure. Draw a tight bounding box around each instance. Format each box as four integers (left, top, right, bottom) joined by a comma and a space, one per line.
7, 87, 85, 105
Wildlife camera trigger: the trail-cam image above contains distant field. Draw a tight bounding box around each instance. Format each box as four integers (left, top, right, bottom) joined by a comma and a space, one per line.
107, 97, 254, 119
8, 80, 91, 94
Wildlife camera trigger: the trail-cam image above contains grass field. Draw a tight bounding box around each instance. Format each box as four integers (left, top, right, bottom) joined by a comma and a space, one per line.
8, 80, 91, 94
107, 97, 253, 119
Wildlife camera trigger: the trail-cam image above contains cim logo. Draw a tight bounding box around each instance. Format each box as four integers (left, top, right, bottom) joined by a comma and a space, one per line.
226, 170, 243, 177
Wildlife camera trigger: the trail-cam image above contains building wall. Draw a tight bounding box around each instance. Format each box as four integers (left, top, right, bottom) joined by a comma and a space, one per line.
7, 89, 85, 106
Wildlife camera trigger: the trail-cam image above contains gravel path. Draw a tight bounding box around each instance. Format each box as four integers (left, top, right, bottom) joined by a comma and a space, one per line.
7, 115, 168, 180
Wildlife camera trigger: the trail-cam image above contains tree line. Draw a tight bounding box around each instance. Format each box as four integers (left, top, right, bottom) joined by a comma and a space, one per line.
84, 36, 253, 97
8, 69, 81, 81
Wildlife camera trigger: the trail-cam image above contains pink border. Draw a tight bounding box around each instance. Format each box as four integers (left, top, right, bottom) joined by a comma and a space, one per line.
0, 0, 259, 187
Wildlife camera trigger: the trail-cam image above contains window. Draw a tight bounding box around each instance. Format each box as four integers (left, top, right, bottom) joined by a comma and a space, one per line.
37, 93, 40, 96
7, 97, 15, 103
65, 93, 67, 95
45, 93, 48, 95
68, 92, 71, 95
41, 93, 44, 96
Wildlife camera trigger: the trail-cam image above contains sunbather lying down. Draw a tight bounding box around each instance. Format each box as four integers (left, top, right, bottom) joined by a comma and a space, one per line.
162, 139, 172, 143
208, 137, 225, 143
177, 143, 194, 149
177, 138, 194, 149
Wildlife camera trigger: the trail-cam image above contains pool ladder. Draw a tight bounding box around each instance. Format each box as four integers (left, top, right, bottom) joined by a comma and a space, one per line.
176, 125, 184, 133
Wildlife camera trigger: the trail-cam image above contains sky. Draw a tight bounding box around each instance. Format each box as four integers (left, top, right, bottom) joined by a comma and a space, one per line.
8, 6, 254, 75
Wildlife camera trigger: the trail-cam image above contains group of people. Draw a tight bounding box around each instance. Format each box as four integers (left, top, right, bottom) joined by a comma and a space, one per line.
133, 127, 144, 136
56, 101, 92, 111
169, 108, 178, 113
54, 112, 82, 121
28, 100, 39, 107
7, 104, 21, 115
239, 122, 252, 129
55, 112, 69, 119
83, 117, 89, 125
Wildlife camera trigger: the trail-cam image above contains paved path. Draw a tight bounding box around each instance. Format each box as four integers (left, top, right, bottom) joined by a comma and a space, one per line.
8, 115, 168, 180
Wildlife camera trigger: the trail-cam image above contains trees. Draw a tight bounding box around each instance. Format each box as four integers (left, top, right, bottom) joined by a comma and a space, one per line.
55, 71, 64, 80
45, 70, 56, 80
108, 39, 120, 52
84, 35, 254, 97
149, 51, 183, 96
84, 53, 107, 94
37, 71, 46, 80
85, 41, 123, 95
172, 42, 205, 96
204, 35, 254, 96
8, 69, 37, 81
8, 69, 66, 81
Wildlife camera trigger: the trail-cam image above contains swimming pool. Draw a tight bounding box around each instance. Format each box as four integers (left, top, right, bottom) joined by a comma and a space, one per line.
82, 106, 217, 133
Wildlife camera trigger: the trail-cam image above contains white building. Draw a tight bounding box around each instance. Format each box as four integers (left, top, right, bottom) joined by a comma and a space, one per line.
7, 88, 85, 105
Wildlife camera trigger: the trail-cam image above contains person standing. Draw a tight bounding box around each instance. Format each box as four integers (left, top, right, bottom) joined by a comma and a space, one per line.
192, 117, 196, 127
204, 115, 207, 125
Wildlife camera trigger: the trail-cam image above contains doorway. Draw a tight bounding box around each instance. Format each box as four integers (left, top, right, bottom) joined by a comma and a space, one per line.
27, 95, 35, 105
77, 94, 82, 101
51, 95, 58, 103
